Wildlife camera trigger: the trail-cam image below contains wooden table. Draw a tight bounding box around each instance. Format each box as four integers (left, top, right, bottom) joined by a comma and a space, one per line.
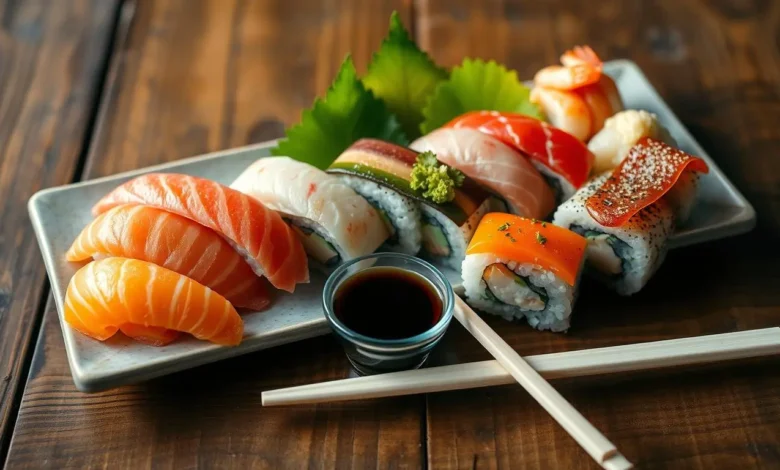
1, 0, 779, 468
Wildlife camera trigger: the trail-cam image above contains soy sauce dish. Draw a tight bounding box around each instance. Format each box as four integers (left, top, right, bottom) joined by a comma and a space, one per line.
322, 253, 454, 375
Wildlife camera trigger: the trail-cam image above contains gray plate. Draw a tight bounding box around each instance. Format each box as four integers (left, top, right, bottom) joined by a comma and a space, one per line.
29, 60, 755, 392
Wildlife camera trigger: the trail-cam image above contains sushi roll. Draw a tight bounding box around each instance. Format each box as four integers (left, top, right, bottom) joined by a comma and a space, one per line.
554, 138, 709, 295
444, 111, 594, 203
328, 140, 423, 255
410, 128, 555, 220
231, 157, 390, 271
553, 174, 675, 295
461, 213, 587, 332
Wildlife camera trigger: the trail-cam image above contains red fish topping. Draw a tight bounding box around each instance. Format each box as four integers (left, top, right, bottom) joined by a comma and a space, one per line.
585, 138, 709, 227
444, 111, 594, 188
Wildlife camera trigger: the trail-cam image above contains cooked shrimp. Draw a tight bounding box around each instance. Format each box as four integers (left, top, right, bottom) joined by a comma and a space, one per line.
530, 87, 592, 141
534, 46, 603, 91
560, 45, 603, 69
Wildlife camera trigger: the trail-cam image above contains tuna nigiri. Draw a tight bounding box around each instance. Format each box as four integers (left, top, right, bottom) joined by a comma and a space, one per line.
92, 173, 309, 292
444, 111, 594, 202
67, 204, 270, 311
64, 258, 244, 346
461, 213, 587, 332
410, 128, 555, 220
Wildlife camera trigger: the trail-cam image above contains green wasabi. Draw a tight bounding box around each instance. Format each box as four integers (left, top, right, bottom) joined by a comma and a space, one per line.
410, 151, 465, 204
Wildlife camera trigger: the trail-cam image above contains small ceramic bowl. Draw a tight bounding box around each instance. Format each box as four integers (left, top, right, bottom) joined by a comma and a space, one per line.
322, 253, 454, 375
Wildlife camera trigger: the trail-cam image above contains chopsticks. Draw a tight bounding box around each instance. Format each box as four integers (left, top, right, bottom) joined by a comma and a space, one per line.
262, 327, 780, 404
450, 296, 632, 469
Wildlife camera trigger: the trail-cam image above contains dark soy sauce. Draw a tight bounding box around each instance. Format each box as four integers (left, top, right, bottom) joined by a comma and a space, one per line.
333, 267, 442, 340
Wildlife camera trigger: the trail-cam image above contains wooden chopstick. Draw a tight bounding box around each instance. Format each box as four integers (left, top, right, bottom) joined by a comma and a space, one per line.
261, 327, 780, 405
451, 295, 632, 469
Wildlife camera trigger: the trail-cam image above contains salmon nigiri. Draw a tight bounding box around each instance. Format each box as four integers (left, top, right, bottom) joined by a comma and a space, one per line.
410, 128, 555, 220
64, 258, 243, 346
461, 213, 587, 332
92, 173, 309, 292
67, 204, 270, 311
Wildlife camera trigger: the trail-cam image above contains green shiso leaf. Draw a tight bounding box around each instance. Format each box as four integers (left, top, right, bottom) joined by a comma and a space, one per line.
272, 56, 408, 169
362, 12, 448, 140
420, 58, 544, 134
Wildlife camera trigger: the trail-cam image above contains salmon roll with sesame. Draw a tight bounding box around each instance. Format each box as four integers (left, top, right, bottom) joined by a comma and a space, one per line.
554, 138, 708, 295
462, 213, 587, 332
231, 157, 390, 272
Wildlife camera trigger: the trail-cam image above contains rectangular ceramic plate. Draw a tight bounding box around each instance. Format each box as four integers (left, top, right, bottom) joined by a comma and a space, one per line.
29, 60, 755, 392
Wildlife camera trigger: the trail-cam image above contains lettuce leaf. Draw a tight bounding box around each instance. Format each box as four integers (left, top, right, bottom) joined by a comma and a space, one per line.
420, 58, 544, 134
362, 12, 448, 139
272, 56, 408, 169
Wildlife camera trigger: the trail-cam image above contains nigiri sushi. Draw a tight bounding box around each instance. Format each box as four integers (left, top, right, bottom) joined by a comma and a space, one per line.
532, 46, 623, 140
461, 213, 587, 332
410, 128, 555, 220
444, 111, 594, 202
92, 173, 309, 292
328, 140, 424, 255
64, 258, 243, 346
67, 204, 270, 311
230, 157, 390, 270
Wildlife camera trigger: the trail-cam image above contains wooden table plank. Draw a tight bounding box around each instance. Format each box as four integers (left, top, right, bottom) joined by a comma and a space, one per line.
5, 1, 424, 468
0, 0, 120, 455
417, 0, 780, 468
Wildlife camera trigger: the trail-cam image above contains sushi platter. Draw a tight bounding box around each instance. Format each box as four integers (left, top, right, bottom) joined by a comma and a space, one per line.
30, 49, 756, 393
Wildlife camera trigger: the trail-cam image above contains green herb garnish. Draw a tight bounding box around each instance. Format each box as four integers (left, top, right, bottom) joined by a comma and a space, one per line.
536, 232, 547, 245
420, 58, 544, 134
362, 12, 448, 139
410, 151, 465, 203
498, 222, 511, 231
542, 222, 547, 227
272, 56, 408, 169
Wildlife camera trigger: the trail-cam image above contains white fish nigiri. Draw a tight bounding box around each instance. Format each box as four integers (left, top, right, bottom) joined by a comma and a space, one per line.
410, 128, 555, 220
231, 157, 389, 270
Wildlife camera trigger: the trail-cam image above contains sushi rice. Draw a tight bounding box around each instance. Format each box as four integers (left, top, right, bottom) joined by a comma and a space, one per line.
338, 175, 422, 255
553, 174, 675, 295
462, 254, 582, 332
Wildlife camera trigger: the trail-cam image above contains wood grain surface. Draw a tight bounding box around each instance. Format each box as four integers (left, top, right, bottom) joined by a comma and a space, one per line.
3, 0, 780, 468
418, 0, 780, 468
5, 1, 423, 469
0, 0, 120, 456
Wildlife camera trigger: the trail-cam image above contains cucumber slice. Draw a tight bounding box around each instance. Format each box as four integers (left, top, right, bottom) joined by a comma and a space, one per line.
421, 222, 450, 257
290, 225, 340, 267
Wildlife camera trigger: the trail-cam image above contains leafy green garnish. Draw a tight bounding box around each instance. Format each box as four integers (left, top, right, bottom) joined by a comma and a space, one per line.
362, 12, 448, 140
410, 151, 465, 203
272, 56, 408, 169
420, 58, 544, 134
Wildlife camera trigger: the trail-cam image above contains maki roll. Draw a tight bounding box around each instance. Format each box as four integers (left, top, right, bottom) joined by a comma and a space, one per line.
554, 138, 709, 295
444, 111, 595, 202
410, 128, 555, 220
330, 140, 495, 270
461, 213, 587, 332
328, 140, 423, 255
554, 174, 675, 295
231, 157, 390, 271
